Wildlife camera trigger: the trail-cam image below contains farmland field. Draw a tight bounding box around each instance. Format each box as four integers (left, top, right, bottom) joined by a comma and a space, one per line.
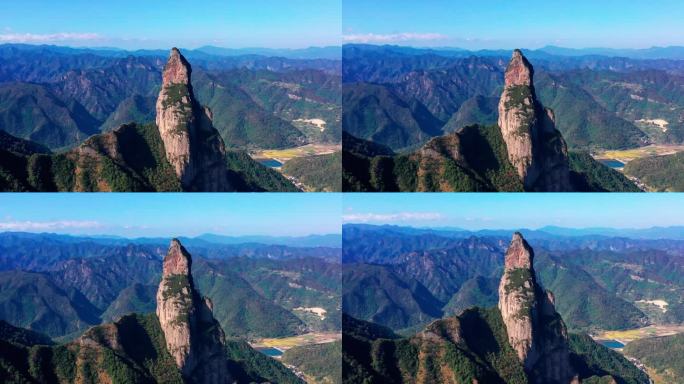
595, 324, 684, 344
594, 144, 684, 164
251, 331, 341, 351
252, 144, 340, 163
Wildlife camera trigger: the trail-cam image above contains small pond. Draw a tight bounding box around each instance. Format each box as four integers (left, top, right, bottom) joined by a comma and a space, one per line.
598, 159, 625, 168
256, 347, 283, 357
599, 339, 625, 349
257, 158, 284, 168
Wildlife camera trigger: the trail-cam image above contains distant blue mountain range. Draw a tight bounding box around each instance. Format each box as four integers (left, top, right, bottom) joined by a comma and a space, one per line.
343, 223, 684, 240
343, 43, 684, 60
0, 43, 341, 60
0, 231, 342, 248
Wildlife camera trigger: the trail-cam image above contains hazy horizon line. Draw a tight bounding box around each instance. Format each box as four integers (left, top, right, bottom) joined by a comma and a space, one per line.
8, 42, 684, 53
343, 223, 684, 231
0, 42, 343, 51
342, 42, 684, 51
0, 230, 342, 240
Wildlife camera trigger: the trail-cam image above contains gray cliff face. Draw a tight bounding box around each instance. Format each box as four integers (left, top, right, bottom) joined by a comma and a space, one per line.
498, 50, 572, 191
498, 233, 577, 384
156, 48, 233, 191
156, 239, 233, 384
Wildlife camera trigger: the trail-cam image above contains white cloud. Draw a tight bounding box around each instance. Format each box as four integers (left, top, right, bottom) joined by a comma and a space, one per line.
122, 224, 149, 230
342, 212, 445, 223
0, 220, 102, 231
0, 32, 101, 43
342, 32, 448, 44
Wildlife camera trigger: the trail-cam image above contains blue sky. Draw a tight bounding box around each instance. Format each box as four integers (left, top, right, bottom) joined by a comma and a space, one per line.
343, 0, 684, 49
343, 194, 684, 230
0, 0, 341, 49
3, 193, 682, 236
0, 194, 341, 237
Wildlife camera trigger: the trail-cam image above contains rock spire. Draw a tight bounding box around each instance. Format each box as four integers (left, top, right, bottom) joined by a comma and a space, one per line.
498, 50, 572, 191
498, 233, 577, 383
156, 48, 232, 191
156, 239, 232, 383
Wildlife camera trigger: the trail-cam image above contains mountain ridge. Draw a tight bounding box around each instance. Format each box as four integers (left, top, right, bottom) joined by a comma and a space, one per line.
341, 224, 684, 333
0, 231, 342, 248
0, 239, 305, 383
343, 50, 638, 191
0, 48, 299, 192
343, 43, 684, 60
0, 232, 341, 341
342, 233, 647, 383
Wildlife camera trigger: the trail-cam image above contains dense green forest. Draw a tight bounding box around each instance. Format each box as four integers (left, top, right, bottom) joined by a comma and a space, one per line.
282, 341, 342, 384
625, 332, 684, 383
282, 151, 342, 191
0, 124, 296, 192
624, 151, 684, 191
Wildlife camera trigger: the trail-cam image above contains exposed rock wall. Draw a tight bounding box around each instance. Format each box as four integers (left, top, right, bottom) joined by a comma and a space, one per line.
498, 50, 572, 191
156, 48, 233, 191
156, 239, 232, 383
498, 232, 540, 368
498, 233, 577, 383
156, 49, 195, 185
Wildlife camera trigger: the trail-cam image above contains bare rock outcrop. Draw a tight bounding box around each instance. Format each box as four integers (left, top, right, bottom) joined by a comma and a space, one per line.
156, 48, 233, 191
417, 317, 464, 345
498, 233, 539, 367
498, 233, 577, 383
498, 50, 572, 191
156, 239, 232, 383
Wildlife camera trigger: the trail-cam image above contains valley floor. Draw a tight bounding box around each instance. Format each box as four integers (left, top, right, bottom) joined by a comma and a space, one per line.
251, 143, 340, 164
593, 144, 684, 175
251, 143, 342, 191
592, 144, 684, 190
249, 331, 341, 357
594, 144, 684, 163
593, 324, 684, 346
592, 324, 684, 384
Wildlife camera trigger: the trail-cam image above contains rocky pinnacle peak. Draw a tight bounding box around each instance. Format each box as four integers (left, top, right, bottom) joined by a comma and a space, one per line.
156, 238, 232, 383
498, 232, 576, 382
498, 49, 572, 191
162, 48, 191, 86
498, 232, 539, 368
498, 49, 539, 188
157, 238, 197, 375
505, 49, 534, 88
155, 47, 232, 192
156, 48, 195, 186
505, 232, 534, 270
163, 238, 192, 277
